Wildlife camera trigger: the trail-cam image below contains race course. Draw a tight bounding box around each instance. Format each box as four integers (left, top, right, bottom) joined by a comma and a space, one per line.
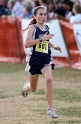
0, 63, 81, 124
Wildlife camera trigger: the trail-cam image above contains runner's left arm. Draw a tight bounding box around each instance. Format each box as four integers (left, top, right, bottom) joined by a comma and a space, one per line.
49, 41, 62, 53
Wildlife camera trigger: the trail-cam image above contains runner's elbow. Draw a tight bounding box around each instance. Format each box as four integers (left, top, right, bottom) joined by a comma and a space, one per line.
25, 44, 29, 48
25, 41, 30, 48
25, 40, 31, 48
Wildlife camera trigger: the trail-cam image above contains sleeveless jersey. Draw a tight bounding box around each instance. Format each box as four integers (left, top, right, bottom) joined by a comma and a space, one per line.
28, 24, 54, 75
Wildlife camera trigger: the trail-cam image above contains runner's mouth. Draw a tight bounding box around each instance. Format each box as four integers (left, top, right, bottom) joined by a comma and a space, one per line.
42, 19, 45, 22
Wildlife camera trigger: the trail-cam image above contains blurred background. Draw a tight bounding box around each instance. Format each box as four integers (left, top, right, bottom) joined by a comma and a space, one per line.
0, 1, 81, 124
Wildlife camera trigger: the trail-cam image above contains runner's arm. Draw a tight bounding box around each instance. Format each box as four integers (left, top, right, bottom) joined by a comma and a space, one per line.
25, 25, 40, 48
49, 41, 62, 53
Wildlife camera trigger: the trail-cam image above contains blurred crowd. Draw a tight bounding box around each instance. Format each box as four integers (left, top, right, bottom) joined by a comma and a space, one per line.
0, 0, 81, 24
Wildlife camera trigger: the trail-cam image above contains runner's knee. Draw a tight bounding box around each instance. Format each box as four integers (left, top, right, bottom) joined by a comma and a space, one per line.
46, 76, 52, 84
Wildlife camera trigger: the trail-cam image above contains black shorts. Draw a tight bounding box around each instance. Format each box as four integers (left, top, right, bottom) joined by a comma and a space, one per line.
28, 53, 55, 75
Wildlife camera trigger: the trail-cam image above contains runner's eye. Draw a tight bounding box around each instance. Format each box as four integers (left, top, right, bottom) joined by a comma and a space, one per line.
39, 13, 43, 16
39, 13, 47, 16
44, 13, 47, 16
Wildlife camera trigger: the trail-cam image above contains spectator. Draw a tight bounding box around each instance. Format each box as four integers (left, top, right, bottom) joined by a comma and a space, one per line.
11, 0, 25, 18
0, 0, 8, 16
47, 1, 57, 19
62, 0, 74, 20
23, 2, 33, 18
39, 0, 47, 9
54, 0, 74, 20
24, 0, 35, 8
54, 0, 62, 10
70, 3, 81, 24
54, 0, 67, 18
34, 0, 40, 7
47, 1, 55, 13
78, 0, 81, 4
7, 0, 16, 15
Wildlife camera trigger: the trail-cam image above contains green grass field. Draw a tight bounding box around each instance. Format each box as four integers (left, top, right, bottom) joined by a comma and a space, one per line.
0, 63, 81, 124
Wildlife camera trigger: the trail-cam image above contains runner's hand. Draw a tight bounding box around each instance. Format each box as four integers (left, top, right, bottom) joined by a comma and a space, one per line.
42, 32, 54, 41
54, 46, 62, 53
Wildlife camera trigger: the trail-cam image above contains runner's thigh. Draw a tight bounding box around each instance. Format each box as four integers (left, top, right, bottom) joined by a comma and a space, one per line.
41, 65, 52, 80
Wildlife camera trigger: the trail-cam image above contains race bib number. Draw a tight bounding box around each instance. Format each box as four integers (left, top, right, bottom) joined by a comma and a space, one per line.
35, 41, 48, 53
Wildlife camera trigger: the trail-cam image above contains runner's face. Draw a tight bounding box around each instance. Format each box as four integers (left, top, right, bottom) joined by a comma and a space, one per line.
35, 9, 47, 24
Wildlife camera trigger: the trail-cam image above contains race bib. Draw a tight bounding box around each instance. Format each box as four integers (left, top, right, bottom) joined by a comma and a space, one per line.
35, 41, 48, 53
